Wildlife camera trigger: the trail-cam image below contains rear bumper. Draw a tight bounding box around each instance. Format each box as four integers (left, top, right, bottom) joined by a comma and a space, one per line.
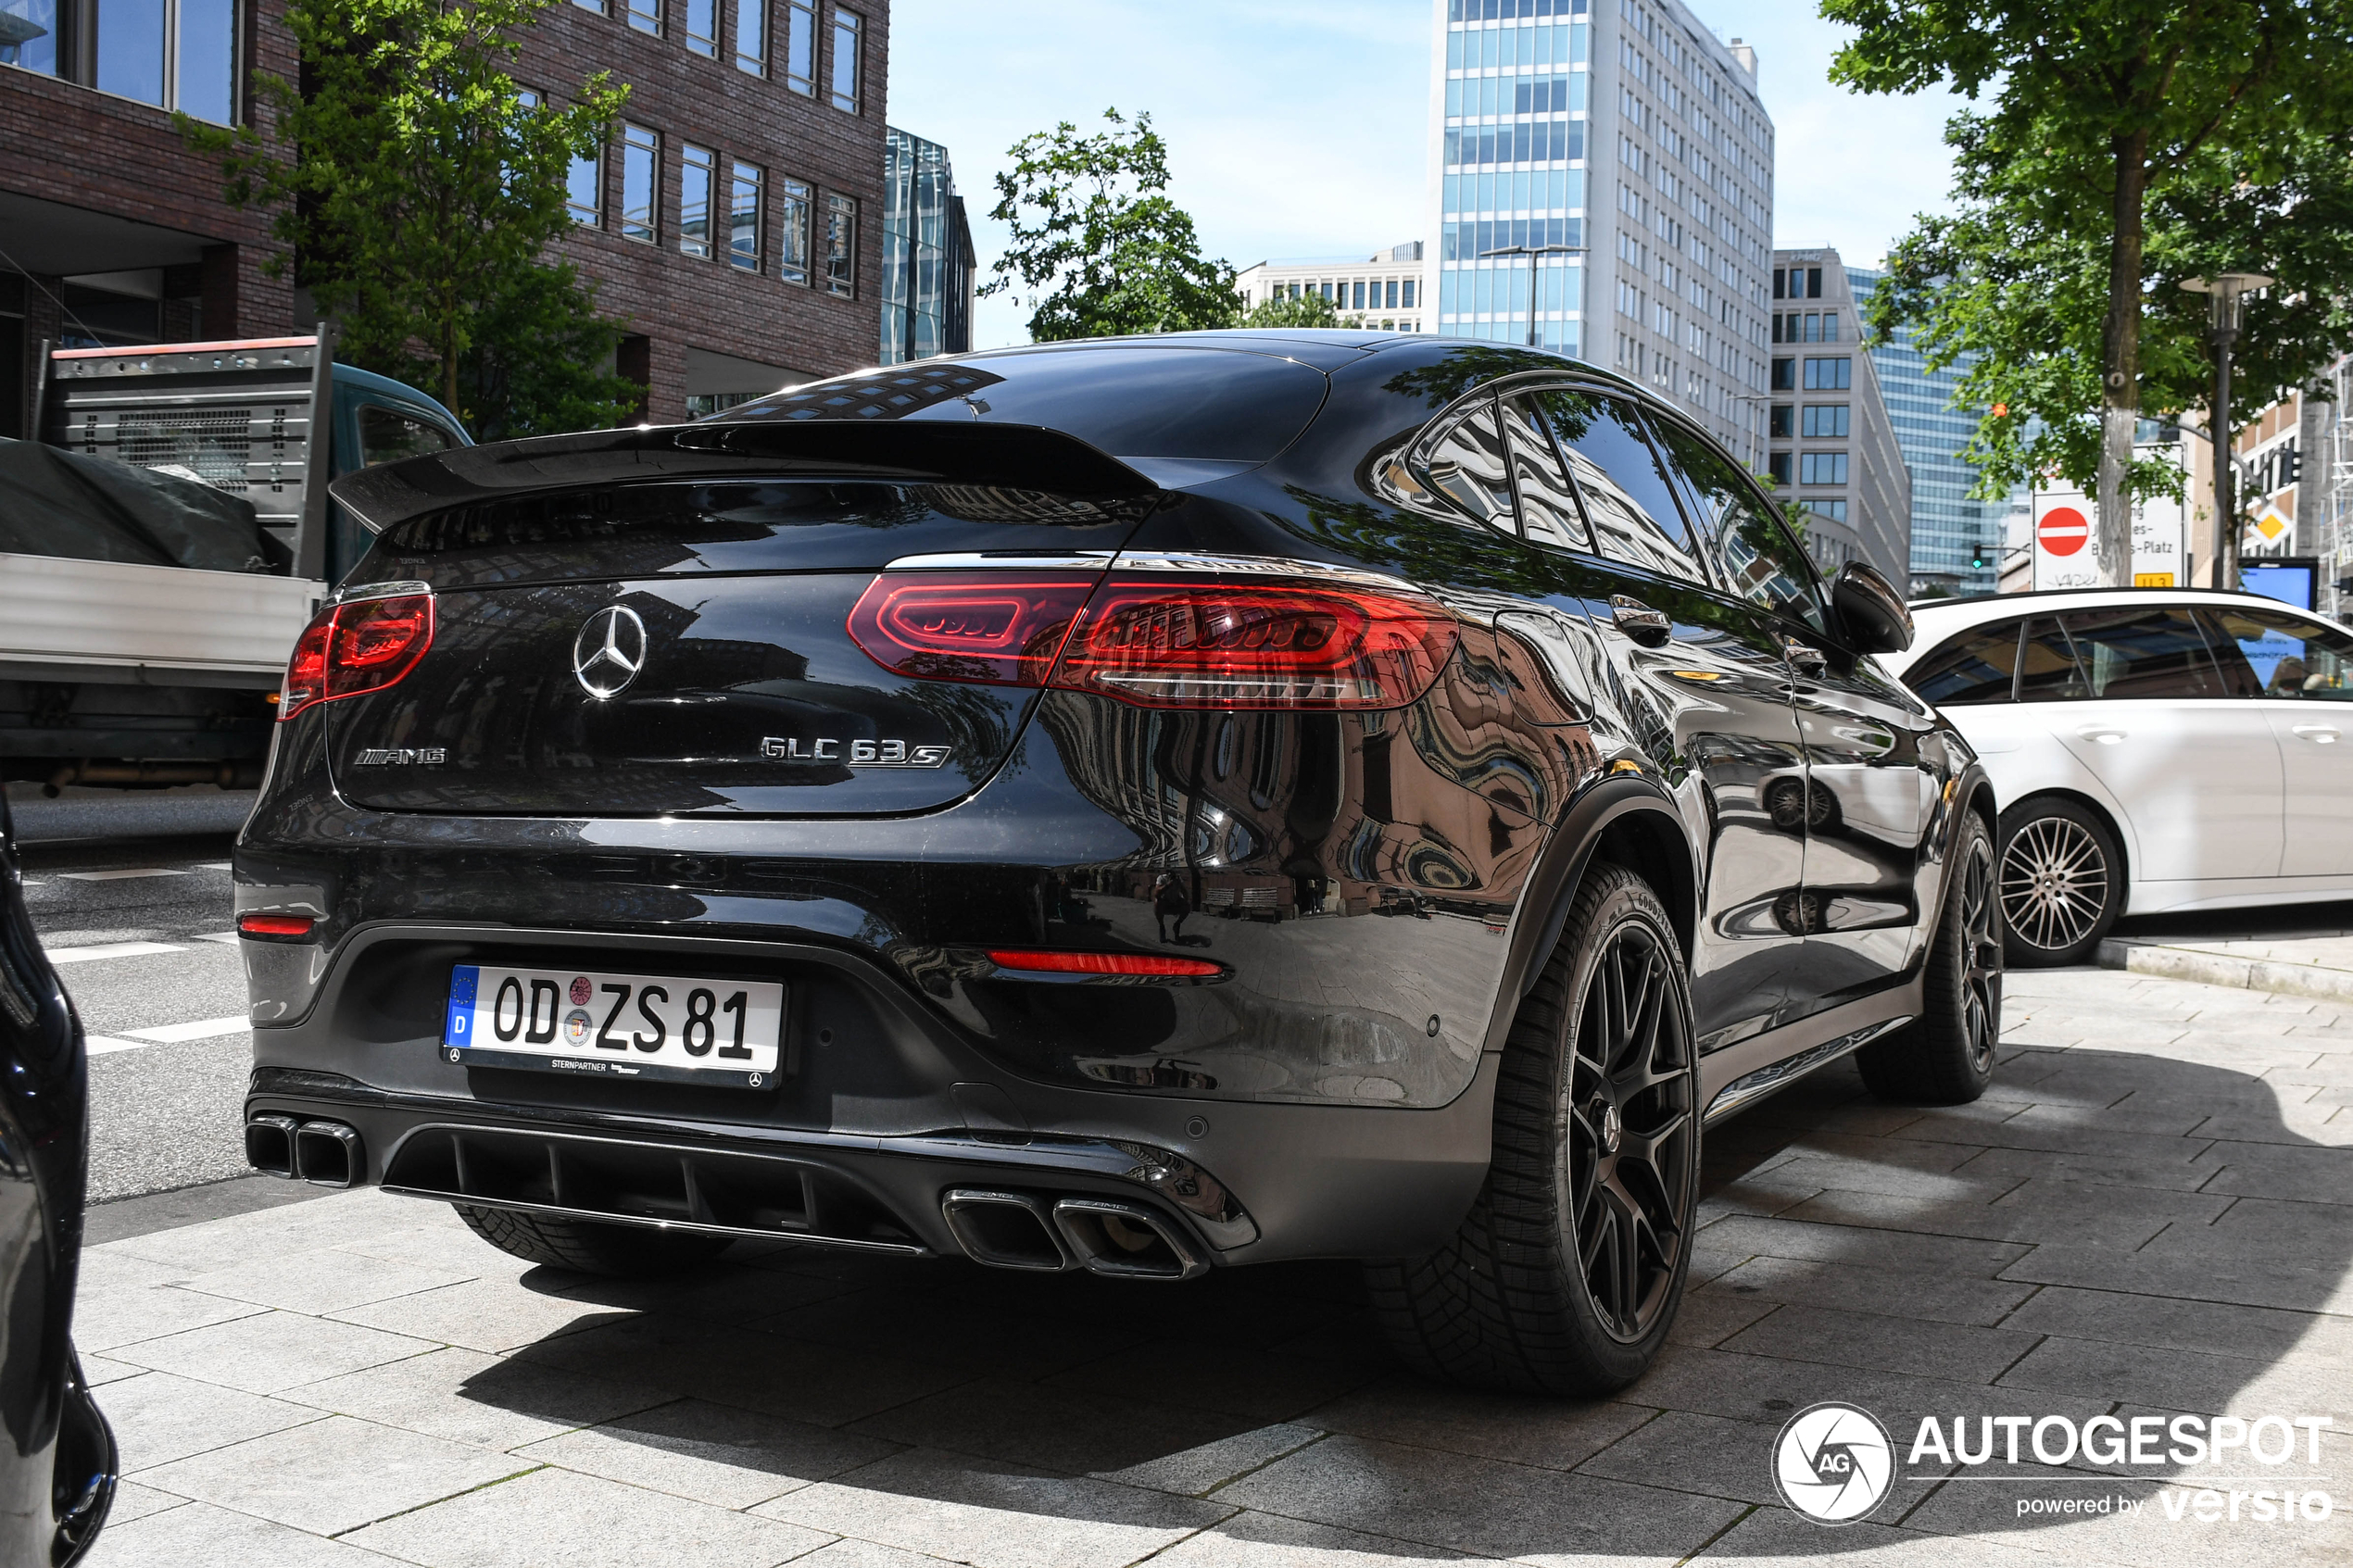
242, 920, 1500, 1267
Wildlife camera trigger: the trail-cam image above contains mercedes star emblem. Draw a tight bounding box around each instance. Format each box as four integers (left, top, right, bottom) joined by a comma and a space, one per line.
573, 606, 648, 697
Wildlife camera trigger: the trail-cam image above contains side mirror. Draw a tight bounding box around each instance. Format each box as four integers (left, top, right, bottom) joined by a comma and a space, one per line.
1831, 561, 1913, 654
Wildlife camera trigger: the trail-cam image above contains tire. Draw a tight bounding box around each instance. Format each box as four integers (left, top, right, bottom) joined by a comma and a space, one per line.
453, 1204, 732, 1278
1994, 797, 2120, 967
1366, 863, 1699, 1396
1857, 809, 2003, 1106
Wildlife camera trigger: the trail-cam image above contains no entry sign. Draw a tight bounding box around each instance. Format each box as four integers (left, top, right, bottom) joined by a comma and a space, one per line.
2037, 507, 2090, 557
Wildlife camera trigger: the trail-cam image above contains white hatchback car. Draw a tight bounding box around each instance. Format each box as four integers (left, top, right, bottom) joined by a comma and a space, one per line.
1881, 588, 2353, 965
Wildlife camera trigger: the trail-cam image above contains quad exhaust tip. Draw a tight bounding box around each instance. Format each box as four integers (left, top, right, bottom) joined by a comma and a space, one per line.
246, 1114, 363, 1188
940, 1188, 1205, 1281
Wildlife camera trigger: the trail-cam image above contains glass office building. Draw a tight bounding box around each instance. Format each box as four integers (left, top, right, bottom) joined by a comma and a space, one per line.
1427, 0, 1776, 465
1850, 267, 2005, 596
879, 127, 975, 366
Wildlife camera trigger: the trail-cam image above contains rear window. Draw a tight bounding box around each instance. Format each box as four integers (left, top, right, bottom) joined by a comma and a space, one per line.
720, 348, 1329, 462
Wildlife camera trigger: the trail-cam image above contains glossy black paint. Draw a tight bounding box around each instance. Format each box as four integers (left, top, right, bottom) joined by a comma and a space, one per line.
242, 332, 1991, 1266
0, 801, 116, 1564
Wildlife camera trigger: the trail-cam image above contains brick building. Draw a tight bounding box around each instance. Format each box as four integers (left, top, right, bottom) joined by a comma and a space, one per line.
0, 0, 890, 435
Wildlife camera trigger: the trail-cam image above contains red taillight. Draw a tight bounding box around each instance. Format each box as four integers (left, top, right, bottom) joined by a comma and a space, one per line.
987, 948, 1223, 977
848, 570, 1459, 711
1051, 580, 1456, 709
847, 574, 1096, 685
278, 592, 434, 721
238, 913, 316, 938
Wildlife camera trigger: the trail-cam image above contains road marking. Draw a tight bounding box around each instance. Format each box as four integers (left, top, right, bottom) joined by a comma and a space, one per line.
57, 868, 193, 882
45, 942, 185, 964
85, 1036, 147, 1055
124, 1015, 251, 1044
198, 862, 233, 872
192, 932, 241, 945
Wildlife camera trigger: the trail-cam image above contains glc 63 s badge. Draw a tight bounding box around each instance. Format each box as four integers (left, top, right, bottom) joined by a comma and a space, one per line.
761, 736, 951, 768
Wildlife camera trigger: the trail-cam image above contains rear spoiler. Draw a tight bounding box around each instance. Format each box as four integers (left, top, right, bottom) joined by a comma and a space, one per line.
329, 420, 1161, 534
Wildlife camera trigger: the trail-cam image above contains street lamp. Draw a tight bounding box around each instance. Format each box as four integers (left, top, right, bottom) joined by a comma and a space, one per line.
2181, 272, 2273, 590
1479, 244, 1587, 349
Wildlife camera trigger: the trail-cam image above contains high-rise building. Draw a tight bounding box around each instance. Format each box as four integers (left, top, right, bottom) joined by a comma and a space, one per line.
1235, 245, 1428, 332
879, 127, 975, 365
1849, 266, 2005, 596
1764, 248, 1908, 584
1426, 0, 1775, 467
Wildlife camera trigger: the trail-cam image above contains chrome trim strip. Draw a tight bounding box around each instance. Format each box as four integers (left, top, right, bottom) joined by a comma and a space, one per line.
332, 579, 434, 605
881, 551, 1115, 571
380, 1186, 930, 1253
1104, 551, 1420, 593
1701, 1015, 1911, 1125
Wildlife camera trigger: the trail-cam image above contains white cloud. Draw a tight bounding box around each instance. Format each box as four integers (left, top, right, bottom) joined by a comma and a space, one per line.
887, 0, 1964, 350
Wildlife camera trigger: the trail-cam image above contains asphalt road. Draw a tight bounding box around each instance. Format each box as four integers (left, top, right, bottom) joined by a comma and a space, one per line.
21, 831, 260, 1204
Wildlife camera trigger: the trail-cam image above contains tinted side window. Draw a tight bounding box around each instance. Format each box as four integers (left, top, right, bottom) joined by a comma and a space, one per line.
2017, 616, 2090, 702
1499, 394, 1588, 551
2059, 606, 2226, 699
1419, 399, 1515, 533
1540, 393, 1707, 583
1648, 419, 1821, 629
1906, 620, 2023, 706
358, 404, 456, 469
2201, 607, 2353, 701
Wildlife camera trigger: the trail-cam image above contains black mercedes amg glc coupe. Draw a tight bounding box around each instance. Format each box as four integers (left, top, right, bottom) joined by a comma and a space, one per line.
235, 332, 2001, 1394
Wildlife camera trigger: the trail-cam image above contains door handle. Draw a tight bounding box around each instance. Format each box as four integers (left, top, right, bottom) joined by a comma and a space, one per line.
2293, 723, 2343, 743
1610, 595, 1670, 646
2075, 725, 2127, 745
1782, 637, 1828, 674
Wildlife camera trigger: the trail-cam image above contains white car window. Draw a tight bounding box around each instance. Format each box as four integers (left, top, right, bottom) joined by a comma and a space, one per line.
2057, 606, 2229, 700
1906, 618, 2024, 705
2201, 607, 2353, 702
2016, 616, 2091, 703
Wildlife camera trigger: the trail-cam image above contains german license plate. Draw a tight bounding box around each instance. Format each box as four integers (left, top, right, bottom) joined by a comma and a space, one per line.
443, 964, 784, 1088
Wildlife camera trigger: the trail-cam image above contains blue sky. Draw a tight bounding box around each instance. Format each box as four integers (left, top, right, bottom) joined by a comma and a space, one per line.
887, 0, 1970, 350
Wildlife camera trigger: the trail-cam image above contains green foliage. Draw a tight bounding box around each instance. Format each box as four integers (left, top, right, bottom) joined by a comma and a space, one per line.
1830, 0, 2353, 504
981, 109, 1243, 341
182, 0, 639, 437
1240, 291, 1342, 329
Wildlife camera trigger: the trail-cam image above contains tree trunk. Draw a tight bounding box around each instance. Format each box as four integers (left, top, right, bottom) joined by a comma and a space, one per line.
2096, 132, 2152, 587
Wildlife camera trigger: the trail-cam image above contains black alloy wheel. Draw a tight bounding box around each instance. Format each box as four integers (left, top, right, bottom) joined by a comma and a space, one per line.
1858, 809, 2003, 1104
1995, 797, 2120, 968
1368, 863, 1698, 1395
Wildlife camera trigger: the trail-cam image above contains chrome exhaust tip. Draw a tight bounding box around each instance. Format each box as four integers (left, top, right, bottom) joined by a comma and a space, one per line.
293, 1121, 363, 1188
1051, 1197, 1206, 1281
245, 1113, 300, 1178
941, 1188, 1077, 1272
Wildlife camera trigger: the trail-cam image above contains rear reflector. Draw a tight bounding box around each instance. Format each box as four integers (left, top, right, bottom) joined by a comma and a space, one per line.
848, 574, 1095, 686
849, 570, 1458, 710
987, 948, 1223, 977
280, 591, 435, 721
238, 913, 316, 938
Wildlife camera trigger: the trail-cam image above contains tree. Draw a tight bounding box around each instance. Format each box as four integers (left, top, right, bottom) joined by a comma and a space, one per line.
182, 0, 639, 438
982, 109, 1243, 341
1239, 291, 1343, 330
1829, 0, 2353, 583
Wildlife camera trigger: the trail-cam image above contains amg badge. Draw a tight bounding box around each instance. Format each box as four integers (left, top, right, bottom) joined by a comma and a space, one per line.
761, 736, 951, 769
353, 747, 447, 766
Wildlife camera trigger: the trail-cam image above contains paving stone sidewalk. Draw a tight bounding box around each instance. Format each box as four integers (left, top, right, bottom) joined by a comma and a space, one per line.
77, 965, 2353, 1568
2101, 899, 2353, 1003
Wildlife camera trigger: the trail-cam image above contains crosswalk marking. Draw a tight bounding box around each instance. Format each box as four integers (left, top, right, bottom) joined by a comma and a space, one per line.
45, 942, 184, 965
124, 1015, 250, 1044
85, 1036, 145, 1056
57, 868, 193, 882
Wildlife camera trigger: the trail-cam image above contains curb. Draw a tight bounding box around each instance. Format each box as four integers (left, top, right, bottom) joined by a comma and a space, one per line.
2095, 937, 2353, 1004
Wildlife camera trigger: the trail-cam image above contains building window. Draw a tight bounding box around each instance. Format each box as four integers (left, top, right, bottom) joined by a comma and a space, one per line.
1801, 403, 1849, 438
680, 144, 715, 257
51, 0, 240, 122
1768, 404, 1793, 439
1385, 280, 1399, 308
735, 0, 764, 75
1770, 357, 1795, 391
783, 0, 814, 92
824, 192, 856, 295
1353, 281, 1366, 309
619, 125, 658, 242
778, 178, 812, 283
1798, 498, 1849, 524
730, 161, 761, 270
1767, 451, 1792, 485
1802, 357, 1852, 390
625, 0, 657, 33
828, 6, 861, 112
1403, 279, 1416, 307
685, 0, 715, 55
1799, 452, 1849, 485
567, 142, 602, 227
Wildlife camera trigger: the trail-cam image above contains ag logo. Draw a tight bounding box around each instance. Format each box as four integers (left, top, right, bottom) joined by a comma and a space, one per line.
1772, 1401, 1894, 1524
